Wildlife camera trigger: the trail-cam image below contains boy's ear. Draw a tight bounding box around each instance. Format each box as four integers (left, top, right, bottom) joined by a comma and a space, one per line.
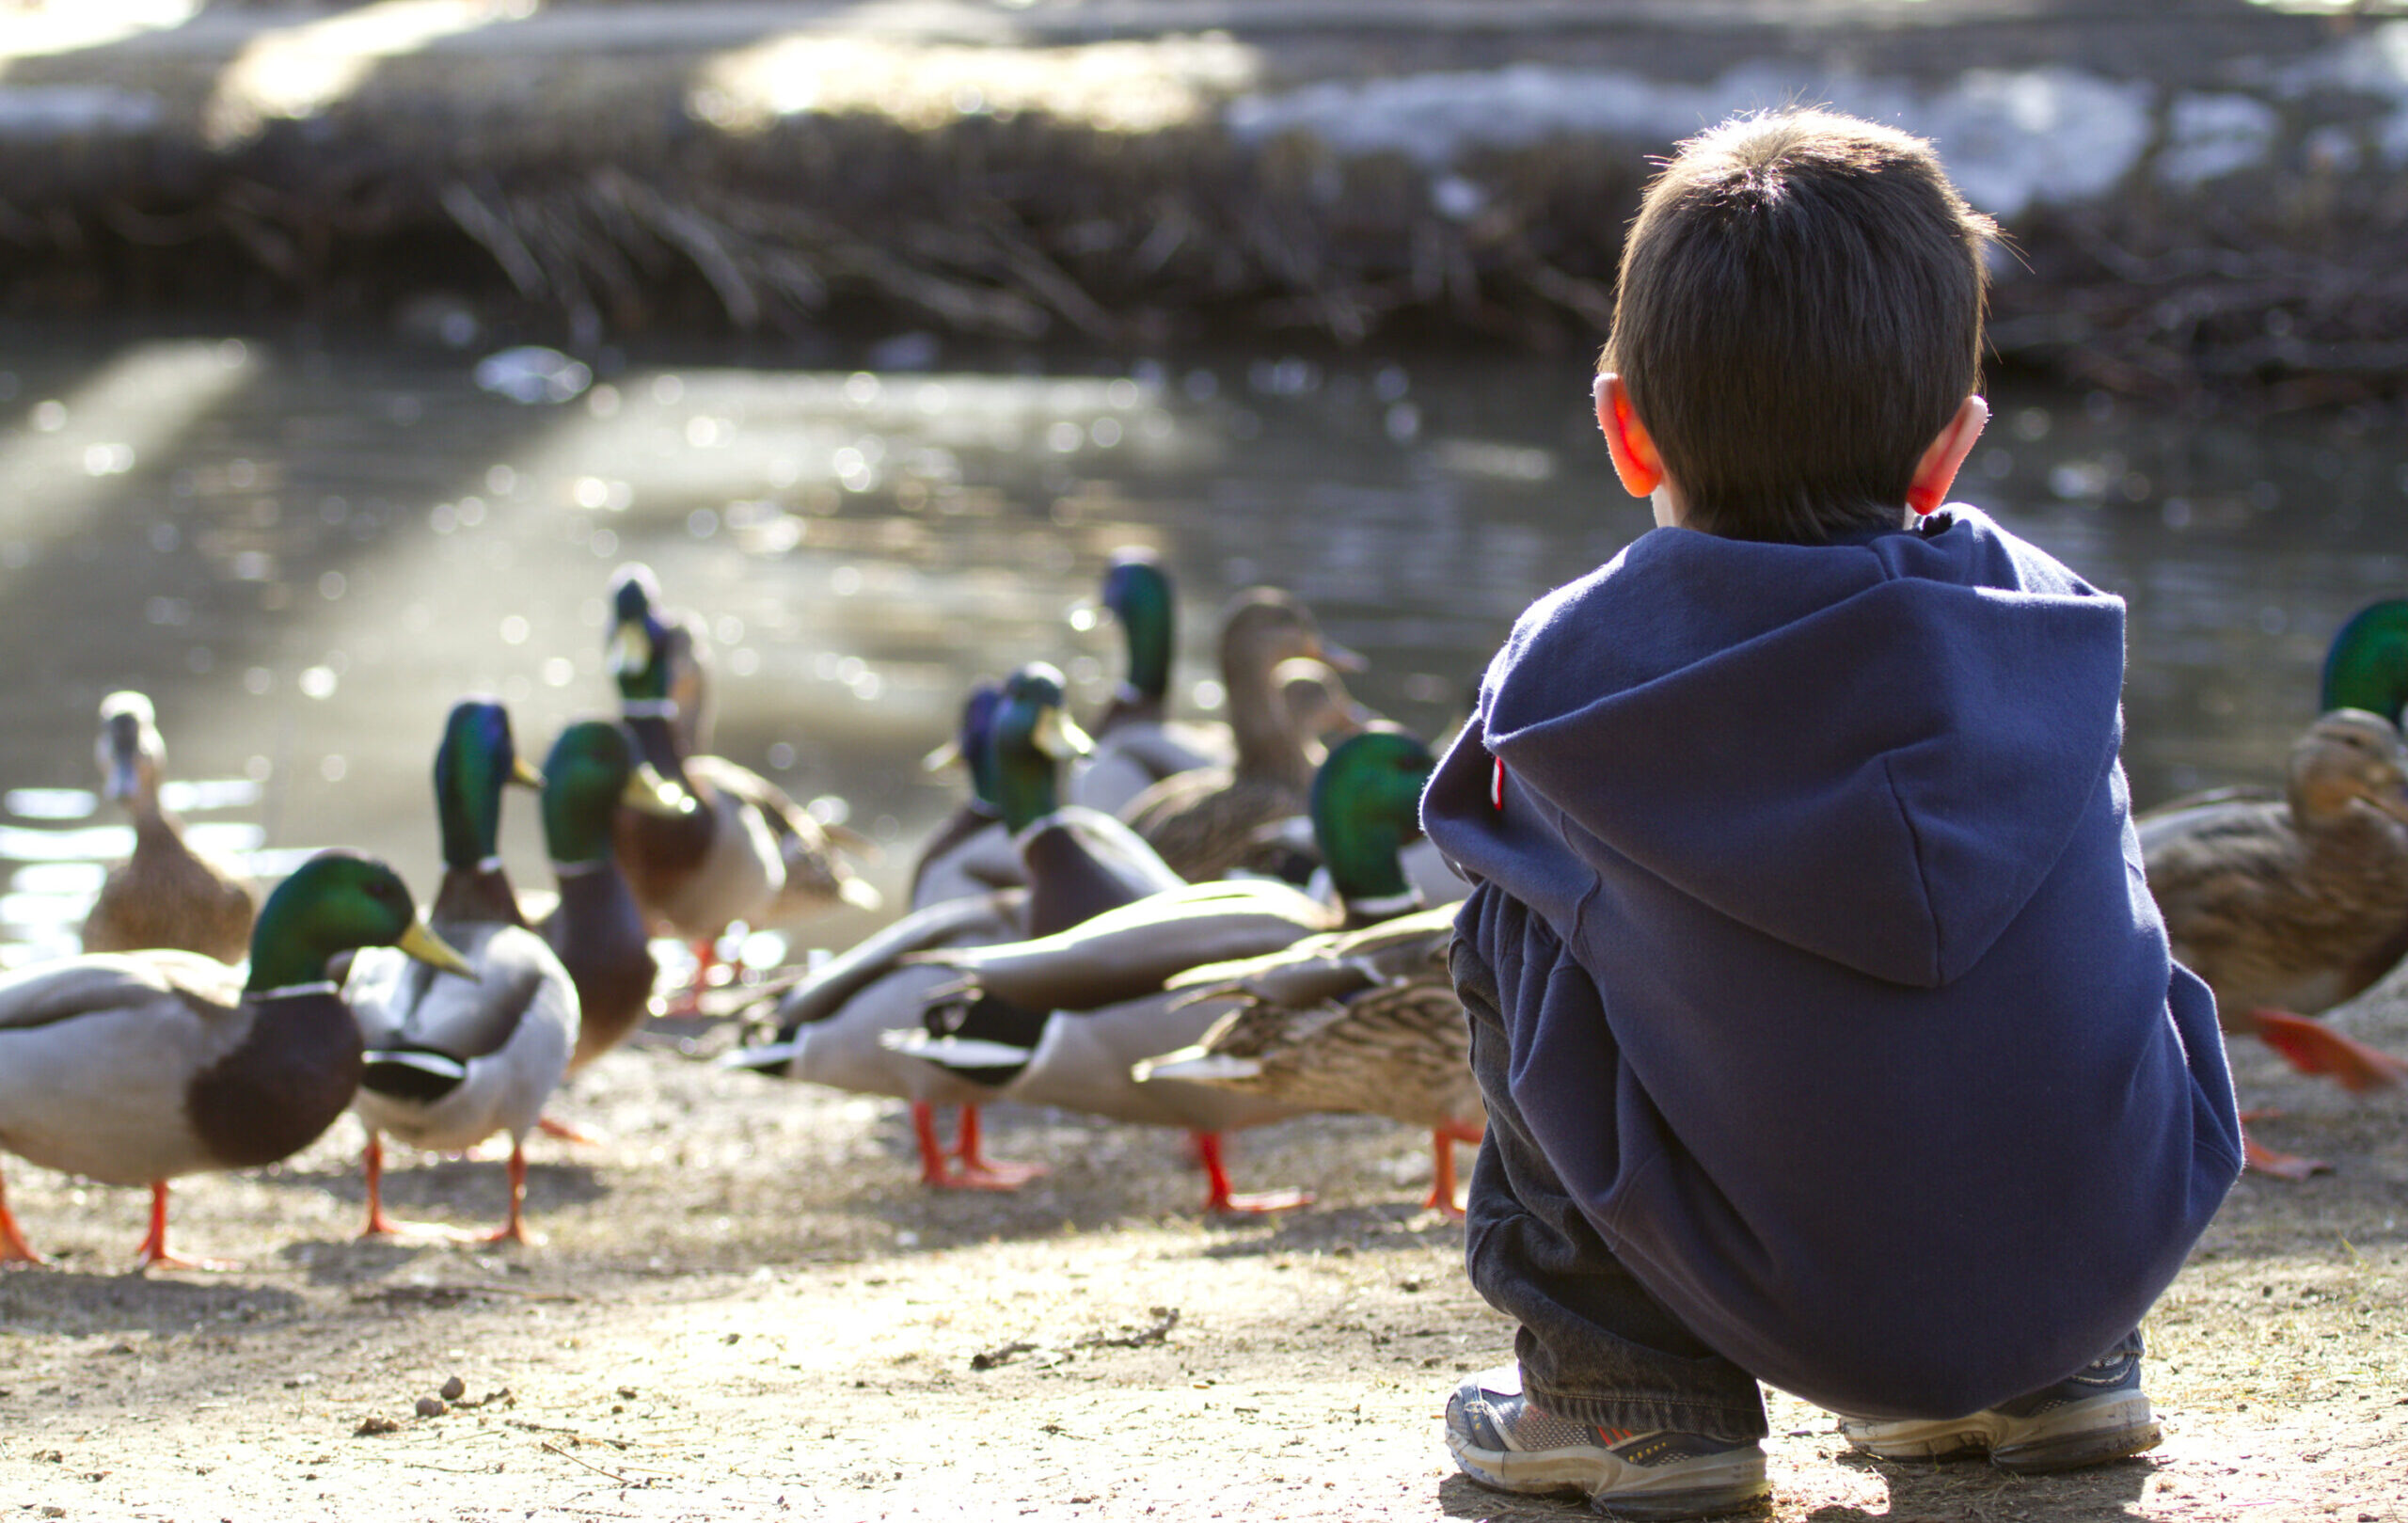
1906, 395, 1989, 516
1594, 373, 1664, 500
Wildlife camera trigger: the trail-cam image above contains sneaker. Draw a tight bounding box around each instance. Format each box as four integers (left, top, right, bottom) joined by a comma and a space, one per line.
1444, 1364, 1769, 1520
1837, 1342, 2162, 1474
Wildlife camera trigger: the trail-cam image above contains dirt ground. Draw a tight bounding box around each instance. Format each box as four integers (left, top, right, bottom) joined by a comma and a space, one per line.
2, 964, 2404, 1523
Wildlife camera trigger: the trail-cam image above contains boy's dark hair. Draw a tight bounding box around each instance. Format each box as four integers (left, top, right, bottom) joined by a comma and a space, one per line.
1605, 110, 1997, 544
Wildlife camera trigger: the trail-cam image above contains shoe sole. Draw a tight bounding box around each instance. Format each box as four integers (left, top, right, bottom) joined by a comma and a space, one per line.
1846, 1391, 2162, 1474
1445, 1425, 1770, 1519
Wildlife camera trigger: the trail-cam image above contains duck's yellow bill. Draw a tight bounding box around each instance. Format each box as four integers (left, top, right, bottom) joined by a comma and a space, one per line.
1034, 706, 1095, 760
621, 762, 692, 817
397, 921, 478, 980
607, 621, 653, 676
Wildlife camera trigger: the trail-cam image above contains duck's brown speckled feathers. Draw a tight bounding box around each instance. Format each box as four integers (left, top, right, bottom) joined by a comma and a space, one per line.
1154, 905, 1480, 1134
2141, 707, 2408, 1025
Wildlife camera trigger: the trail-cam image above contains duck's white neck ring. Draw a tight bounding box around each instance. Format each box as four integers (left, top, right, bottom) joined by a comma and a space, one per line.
255, 980, 341, 1000
1342, 890, 1423, 921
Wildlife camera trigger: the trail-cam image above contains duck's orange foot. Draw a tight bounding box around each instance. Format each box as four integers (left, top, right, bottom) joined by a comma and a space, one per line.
359, 1214, 483, 1245
2243, 1134, 2332, 1182
134, 1246, 239, 1273
1424, 1124, 1478, 1218
2253, 1009, 2408, 1093
1212, 1185, 1313, 1214
537, 1115, 602, 1146
0, 1193, 42, 1265
131, 1183, 237, 1271
948, 1106, 1045, 1191
1194, 1131, 1310, 1214
927, 1166, 1036, 1193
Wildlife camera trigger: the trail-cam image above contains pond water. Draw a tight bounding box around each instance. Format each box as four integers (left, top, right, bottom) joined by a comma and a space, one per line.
0, 319, 2399, 964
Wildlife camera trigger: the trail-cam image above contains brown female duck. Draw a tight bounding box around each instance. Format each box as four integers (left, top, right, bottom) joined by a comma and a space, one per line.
1142, 903, 1483, 1214
79, 692, 255, 962
2140, 706, 2408, 1178
1119, 587, 1361, 882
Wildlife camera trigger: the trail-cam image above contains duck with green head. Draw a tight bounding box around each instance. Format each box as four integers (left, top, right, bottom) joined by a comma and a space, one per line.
990, 661, 1190, 934
610, 580, 879, 1006
908, 679, 1024, 912
2141, 598, 2408, 1178
0, 850, 467, 1269
532, 720, 686, 1072
719, 679, 1066, 1190
79, 690, 256, 963
1069, 551, 1227, 817
346, 700, 578, 1243
897, 723, 1441, 1213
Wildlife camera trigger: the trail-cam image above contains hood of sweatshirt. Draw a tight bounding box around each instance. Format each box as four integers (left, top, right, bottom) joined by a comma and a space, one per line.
1466, 506, 2127, 990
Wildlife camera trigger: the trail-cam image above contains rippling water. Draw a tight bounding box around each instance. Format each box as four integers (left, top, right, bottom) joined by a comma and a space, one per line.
0, 321, 2398, 963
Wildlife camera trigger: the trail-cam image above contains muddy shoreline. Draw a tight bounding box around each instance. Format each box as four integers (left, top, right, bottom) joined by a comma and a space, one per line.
3, 0, 2403, 396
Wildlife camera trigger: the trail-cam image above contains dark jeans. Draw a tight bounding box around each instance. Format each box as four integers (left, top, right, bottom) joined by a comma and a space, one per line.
1451, 912, 1771, 1443
1450, 900, 2143, 1443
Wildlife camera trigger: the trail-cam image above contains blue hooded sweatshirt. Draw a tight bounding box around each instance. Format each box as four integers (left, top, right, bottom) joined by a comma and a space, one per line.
1422, 504, 2243, 1420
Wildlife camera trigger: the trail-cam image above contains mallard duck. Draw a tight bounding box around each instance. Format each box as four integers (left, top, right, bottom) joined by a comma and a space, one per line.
78, 691, 256, 962
896, 724, 1439, 1212
346, 701, 579, 1243
1237, 660, 1458, 890
908, 679, 1023, 912
610, 595, 880, 1005
1275, 656, 1375, 765
609, 563, 715, 756
1118, 587, 1363, 882
0, 851, 467, 1269
991, 662, 1192, 932
1068, 551, 1229, 817
718, 663, 1180, 1190
1141, 904, 1482, 1214
2140, 706, 2408, 1179
531, 720, 686, 1073
721, 889, 1043, 1189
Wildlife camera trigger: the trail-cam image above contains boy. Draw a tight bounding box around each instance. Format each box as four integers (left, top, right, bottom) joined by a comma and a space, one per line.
1420, 110, 2243, 1520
